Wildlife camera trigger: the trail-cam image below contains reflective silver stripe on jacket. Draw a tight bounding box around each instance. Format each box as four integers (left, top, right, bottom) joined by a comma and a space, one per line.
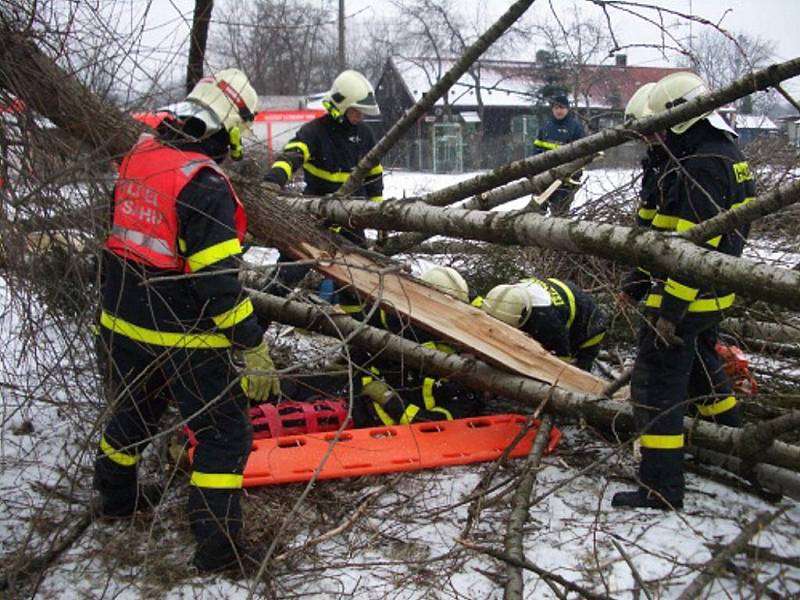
111, 225, 176, 258
181, 158, 218, 178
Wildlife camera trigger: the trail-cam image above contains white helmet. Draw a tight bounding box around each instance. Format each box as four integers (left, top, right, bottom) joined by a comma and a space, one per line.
421, 266, 469, 302
182, 68, 258, 134
648, 71, 736, 136
324, 70, 380, 118
481, 284, 529, 327
625, 82, 656, 121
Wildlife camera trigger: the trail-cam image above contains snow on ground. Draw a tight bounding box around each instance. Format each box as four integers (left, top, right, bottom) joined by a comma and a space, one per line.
2, 169, 800, 598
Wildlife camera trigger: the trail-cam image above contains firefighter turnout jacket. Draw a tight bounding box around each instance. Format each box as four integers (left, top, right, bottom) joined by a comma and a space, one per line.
644, 121, 753, 323
518, 276, 608, 372
102, 133, 262, 351
532, 113, 585, 154
264, 113, 384, 202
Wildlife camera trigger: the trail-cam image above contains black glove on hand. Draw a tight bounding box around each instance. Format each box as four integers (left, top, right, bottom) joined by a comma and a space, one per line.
653, 316, 684, 349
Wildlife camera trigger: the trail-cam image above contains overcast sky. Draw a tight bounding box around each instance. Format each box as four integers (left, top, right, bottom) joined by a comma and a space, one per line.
131, 0, 800, 99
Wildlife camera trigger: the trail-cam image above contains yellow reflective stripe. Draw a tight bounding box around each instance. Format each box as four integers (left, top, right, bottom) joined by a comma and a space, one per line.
548, 278, 576, 329
399, 404, 420, 425
471, 296, 484, 308
212, 298, 253, 330
652, 214, 678, 230
186, 238, 242, 272
379, 309, 390, 330
640, 434, 684, 449
368, 164, 384, 176
190, 471, 243, 489
100, 435, 139, 467
430, 406, 453, 420
273, 160, 292, 178
664, 278, 699, 302
705, 235, 722, 248
361, 366, 380, 387
638, 207, 657, 220
339, 304, 363, 314
285, 141, 310, 162
100, 310, 231, 348
534, 139, 560, 150
304, 162, 350, 182
422, 377, 436, 410
373, 401, 395, 426
675, 218, 696, 233
369, 196, 384, 203
579, 331, 605, 349
645, 293, 736, 312
421, 341, 455, 355
732, 196, 755, 209
178, 238, 187, 253
733, 161, 753, 183
696, 395, 737, 417
329, 225, 342, 234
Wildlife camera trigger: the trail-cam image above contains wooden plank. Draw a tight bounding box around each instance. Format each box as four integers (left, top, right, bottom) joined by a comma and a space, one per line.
298, 242, 607, 395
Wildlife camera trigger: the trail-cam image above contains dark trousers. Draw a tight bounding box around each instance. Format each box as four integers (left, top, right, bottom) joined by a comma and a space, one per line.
631, 312, 740, 503
94, 332, 252, 567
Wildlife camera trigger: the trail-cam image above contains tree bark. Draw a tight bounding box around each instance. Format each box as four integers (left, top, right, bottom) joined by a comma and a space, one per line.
282, 187, 800, 311
722, 317, 800, 345
337, 0, 537, 197
248, 291, 800, 473
381, 155, 595, 256
186, 0, 214, 93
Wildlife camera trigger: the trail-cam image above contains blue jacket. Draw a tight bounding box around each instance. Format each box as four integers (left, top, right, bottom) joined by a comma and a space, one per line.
533, 113, 585, 154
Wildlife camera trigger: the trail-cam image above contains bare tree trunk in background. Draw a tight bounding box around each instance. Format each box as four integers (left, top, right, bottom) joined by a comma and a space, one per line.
186, 0, 214, 93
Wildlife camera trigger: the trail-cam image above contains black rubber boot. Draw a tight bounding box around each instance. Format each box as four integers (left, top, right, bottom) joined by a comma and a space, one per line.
611, 488, 683, 511
93, 482, 164, 518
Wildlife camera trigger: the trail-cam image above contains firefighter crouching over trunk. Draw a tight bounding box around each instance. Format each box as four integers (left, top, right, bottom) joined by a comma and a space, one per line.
612, 72, 752, 511
94, 69, 280, 573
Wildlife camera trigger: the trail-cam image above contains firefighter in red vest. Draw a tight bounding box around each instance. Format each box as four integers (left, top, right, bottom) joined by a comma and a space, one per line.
94, 69, 279, 573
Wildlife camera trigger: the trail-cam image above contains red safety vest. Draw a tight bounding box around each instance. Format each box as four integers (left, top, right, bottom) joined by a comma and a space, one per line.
106, 134, 247, 271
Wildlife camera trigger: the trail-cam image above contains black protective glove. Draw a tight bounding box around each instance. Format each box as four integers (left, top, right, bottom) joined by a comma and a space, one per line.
653, 316, 684, 349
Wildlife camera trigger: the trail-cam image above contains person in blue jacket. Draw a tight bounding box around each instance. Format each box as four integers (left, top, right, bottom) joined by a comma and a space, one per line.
532, 94, 586, 215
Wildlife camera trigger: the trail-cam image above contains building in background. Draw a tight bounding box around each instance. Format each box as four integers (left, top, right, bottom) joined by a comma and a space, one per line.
374, 55, 682, 172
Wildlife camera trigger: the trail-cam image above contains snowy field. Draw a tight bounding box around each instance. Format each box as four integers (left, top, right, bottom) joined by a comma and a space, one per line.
1, 169, 799, 599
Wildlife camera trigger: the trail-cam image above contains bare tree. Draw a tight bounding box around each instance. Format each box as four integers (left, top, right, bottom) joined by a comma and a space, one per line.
186, 0, 214, 93
210, 0, 339, 96
682, 30, 777, 113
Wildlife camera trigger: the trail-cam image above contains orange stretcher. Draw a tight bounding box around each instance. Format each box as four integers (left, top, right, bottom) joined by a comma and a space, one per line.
231, 414, 561, 487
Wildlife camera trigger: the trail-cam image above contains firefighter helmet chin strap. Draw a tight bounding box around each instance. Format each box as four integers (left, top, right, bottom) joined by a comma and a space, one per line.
323, 99, 344, 122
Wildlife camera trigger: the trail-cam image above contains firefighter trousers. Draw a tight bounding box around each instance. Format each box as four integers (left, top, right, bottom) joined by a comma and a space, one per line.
94, 332, 252, 568
631, 312, 740, 503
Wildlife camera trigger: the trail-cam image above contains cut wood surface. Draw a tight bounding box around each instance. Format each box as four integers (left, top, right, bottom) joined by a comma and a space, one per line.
295, 242, 606, 394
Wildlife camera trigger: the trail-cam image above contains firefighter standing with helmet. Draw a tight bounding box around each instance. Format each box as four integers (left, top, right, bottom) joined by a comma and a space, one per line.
612, 72, 753, 511
94, 69, 280, 573
263, 69, 384, 295
479, 276, 608, 372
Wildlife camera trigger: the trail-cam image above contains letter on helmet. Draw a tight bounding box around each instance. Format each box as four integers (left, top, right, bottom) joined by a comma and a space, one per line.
624, 82, 656, 121
481, 284, 530, 328
184, 68, 259, 134
420, 266, 469, 302
325, 70, 380, 118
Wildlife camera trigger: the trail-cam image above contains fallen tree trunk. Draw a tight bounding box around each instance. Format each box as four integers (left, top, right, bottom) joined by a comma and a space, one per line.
721, 317, 800, 345
381, 156, 596, 256
281, 188, 800, 311
248, 291, 800, 473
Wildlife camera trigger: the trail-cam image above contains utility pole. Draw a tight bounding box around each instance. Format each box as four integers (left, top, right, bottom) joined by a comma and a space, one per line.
338, 0, 346, 71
